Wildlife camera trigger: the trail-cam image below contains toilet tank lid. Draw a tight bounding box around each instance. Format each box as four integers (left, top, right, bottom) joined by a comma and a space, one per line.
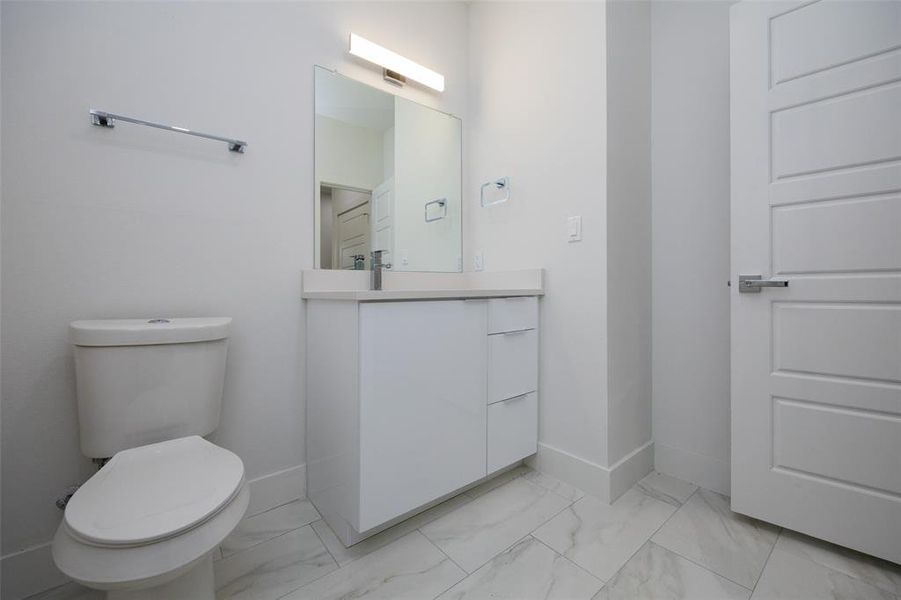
70, 317, 232, 347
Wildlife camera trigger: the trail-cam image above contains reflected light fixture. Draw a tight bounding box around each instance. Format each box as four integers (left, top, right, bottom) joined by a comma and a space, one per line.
348, 33, 445, 92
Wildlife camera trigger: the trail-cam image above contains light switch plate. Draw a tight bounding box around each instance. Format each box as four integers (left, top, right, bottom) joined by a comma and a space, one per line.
474, 251, 484, 271
400, 249, 409, 266
567, 216, 582, 242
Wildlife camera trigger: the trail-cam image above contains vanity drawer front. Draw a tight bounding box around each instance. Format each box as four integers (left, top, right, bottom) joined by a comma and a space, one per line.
487, 297, 538, 334
487, 392, 538, 473
488, 329, 538, 404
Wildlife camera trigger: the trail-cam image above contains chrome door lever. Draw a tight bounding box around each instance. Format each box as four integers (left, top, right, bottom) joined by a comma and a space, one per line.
738, 275, 789, 293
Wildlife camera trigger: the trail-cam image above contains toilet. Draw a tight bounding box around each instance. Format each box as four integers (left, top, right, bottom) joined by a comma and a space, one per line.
51, 317, 248, 600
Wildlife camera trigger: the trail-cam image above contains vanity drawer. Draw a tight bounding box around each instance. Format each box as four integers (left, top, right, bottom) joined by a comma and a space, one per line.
488, 328, 538, 404
487, 392, 538, 473
487, 297, 538, 334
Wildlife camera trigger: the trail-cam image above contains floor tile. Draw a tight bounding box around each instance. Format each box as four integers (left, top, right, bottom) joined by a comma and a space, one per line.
651, 489, 779, 589
283, 531, 465, 600
438, 536, 603, 600
775, 529, 901, 596
522, 470, 585, 502
25, 583, 102, 600
635, 471, 697, 507
533, 488, 676, 582
465, 464, 531, 499
595, 542, 751, 600
312, 493, 472, 566
214, 524, 337, 600
751, 547, 895, 600
421, 477, 570, 573
220, 499, 320, 558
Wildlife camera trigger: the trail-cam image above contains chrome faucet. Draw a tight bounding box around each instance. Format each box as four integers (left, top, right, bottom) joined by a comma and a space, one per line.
370, 250, 392, 291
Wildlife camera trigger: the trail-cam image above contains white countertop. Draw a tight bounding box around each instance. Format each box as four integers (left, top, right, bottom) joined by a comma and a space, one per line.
301, 269, 544, 301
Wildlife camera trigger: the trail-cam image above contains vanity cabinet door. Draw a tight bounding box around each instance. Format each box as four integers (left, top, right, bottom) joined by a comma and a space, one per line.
358, 300, 488, 531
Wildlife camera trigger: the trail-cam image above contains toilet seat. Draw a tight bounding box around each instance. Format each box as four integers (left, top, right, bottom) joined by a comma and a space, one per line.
65, 436, 244, 547
53, 482, 249, 591
53, 436, 249, 592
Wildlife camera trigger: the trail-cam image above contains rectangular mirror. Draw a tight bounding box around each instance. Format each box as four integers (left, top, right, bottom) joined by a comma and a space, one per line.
314, 67, 462, 272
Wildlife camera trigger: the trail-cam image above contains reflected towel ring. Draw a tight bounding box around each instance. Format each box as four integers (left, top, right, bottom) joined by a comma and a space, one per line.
425, 197, 448, 223
480, 177, 510, 207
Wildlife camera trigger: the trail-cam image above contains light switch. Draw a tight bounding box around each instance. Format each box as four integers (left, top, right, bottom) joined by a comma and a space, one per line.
400, 249, 409, 266
567, 216, 582, 242
474, 251, 484, 271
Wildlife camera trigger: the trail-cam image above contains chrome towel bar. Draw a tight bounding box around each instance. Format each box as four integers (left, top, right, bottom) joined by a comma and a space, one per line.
89, 109, 247, 153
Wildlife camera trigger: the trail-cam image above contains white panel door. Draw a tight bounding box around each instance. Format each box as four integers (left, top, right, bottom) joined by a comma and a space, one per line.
731, 0, 901, 563
335, 202, 370, 270
371, 177, 394, 265
358, 300, 487, 531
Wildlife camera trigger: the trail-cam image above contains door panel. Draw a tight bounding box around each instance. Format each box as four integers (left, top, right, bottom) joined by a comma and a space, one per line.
770, 0, 901, 84
773, 195, 901, 274
773, 398, 901, 495
773, 303, 901, 382
358, 301, 487, 531
772, 83, 901, 178
731, 0, 901, 563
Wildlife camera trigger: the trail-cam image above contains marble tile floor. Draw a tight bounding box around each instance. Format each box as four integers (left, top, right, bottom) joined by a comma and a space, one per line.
30, 468, 901, 600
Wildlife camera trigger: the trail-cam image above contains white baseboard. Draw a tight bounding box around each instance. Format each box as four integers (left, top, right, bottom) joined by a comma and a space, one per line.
654, 442, 730, 495
608, 441, 655, 501
528, 441, 653, 503
1, 541, 68, 600
246, 463, 307, 517
0, 462, 307, 599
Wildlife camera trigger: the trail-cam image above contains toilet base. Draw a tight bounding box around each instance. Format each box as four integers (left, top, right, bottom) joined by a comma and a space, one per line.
106, 554, 214, 600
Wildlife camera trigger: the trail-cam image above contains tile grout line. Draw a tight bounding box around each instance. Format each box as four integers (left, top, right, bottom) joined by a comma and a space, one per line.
774, 531, 901, 597
268, 529, 350, 600
416, 526, 469, 577
415, 530, 470, 600
749, 527, 784, 597
641, 488, 766, 593
308, 518, 342, 569
529, 533, 607, 587
424, 483, 579, 579
218, 517, 319, 562
591, 486, 700, 591
217, 499, 320, 561
301, 491, 476, 573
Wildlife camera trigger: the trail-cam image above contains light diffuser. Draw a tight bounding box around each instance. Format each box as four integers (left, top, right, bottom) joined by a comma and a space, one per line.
348, 33, 445, 92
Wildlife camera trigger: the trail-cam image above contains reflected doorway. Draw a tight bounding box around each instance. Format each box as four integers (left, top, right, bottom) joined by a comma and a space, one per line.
319, 184, 371, 270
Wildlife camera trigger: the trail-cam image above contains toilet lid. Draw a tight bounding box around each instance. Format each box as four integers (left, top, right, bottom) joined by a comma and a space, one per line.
65, 436, 245, 547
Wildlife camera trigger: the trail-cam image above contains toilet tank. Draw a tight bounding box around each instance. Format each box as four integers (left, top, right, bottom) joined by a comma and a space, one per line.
70, 317, 232, 458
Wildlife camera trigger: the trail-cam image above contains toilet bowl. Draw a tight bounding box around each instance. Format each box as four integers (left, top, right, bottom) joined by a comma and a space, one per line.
52, 436, 248, 600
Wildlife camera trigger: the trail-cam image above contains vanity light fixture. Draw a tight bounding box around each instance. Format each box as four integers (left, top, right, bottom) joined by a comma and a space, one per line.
348, 33, 445, 92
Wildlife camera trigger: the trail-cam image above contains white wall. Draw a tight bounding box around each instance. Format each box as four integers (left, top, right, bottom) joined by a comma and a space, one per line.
394, 98, 462, 272
0, 2, 467, 596
651, 0, 734, 495
606, 0, 652, 470
316, 115, 385, 191
467, 2, 611, 490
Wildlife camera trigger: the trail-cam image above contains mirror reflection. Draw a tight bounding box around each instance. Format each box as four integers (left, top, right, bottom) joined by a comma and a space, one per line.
314, 67, 462, 272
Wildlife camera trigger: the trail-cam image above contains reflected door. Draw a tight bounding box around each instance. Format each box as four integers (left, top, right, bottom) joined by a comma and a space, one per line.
730, 0, 901, 563
372, 177, 395, 266
335, 202, 370, 270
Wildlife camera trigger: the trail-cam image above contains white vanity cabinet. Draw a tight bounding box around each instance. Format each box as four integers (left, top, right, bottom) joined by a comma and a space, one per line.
306, 295, 539, 546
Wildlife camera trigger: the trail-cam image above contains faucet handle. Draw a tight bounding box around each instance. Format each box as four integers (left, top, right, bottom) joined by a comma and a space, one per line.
383, 263, 392, 269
